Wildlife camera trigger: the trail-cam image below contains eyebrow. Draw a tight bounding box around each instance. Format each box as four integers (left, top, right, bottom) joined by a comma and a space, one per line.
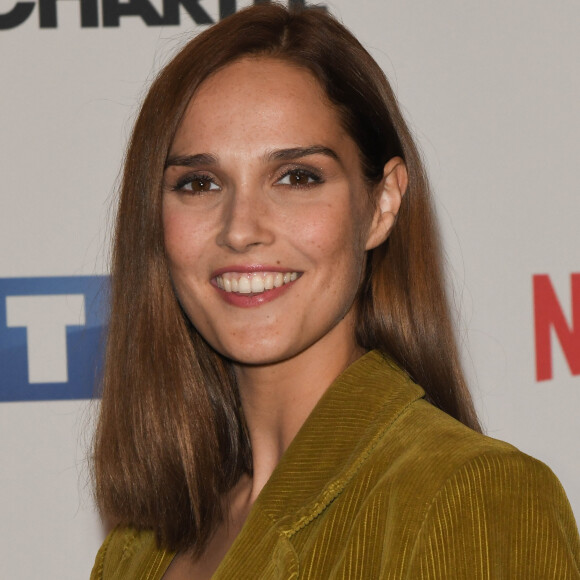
165, 146, 339, 169
165, 153, 217, 169
267, 146, 339, 163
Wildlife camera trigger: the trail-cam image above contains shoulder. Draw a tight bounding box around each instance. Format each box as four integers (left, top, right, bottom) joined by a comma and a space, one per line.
367, 397, 576, 520
90, 526, 174, 580
360, 400, 580, 577
409, 444, 580, 577
370, 395, 540, 487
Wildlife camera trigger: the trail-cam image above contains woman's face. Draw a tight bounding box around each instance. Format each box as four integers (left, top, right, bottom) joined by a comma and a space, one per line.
163, 57, 389, 367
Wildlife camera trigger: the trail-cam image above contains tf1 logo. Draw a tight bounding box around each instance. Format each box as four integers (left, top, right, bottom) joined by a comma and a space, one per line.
0, 0, 310, 30
0, 276, 108, 402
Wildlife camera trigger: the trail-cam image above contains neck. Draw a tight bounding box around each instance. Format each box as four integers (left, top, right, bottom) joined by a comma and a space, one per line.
234, 330, 364, 502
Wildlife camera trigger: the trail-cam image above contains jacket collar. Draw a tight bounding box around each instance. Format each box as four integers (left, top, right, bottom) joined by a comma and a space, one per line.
213, 350, 425, 578
244, 350, 425, 533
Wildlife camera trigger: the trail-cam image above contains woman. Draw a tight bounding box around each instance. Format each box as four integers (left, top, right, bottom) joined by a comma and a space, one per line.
91, 4, 580, 579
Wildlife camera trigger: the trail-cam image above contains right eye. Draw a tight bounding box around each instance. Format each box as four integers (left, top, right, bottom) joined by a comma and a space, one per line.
174, 173, 220, 194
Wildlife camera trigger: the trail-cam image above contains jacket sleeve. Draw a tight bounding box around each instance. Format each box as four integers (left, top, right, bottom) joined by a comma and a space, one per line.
90, 528, 113, 580
406, 451, 580, 579
90, 527, 174, 580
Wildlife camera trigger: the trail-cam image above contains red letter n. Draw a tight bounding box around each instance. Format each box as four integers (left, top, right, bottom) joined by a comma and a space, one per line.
533, 274, 580, 381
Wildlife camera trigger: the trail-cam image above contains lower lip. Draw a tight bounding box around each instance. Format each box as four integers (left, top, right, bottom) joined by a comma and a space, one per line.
212, 278, 298, 307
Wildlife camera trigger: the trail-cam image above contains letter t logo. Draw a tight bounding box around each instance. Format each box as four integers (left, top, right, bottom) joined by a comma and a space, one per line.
6, 295, 86, 383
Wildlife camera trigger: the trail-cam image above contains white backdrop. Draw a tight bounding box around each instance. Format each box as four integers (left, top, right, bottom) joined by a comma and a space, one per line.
1, 1, 578, 577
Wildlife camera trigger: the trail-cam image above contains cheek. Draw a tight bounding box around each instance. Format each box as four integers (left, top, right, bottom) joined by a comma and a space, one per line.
292, 214, 366, 311
299, 200, 369, 264
163, 221, 188, 275
162, 211, 179, 259
162, 205, 208, 269
162, 211, 207, 318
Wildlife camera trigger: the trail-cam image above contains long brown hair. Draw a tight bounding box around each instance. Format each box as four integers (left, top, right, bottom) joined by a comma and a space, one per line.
94, 3, 481, 555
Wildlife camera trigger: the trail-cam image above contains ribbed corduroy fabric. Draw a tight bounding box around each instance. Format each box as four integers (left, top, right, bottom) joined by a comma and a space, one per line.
92, 351, 580, 579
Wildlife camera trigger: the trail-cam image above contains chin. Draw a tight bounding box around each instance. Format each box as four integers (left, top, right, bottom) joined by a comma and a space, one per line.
215, 340, 301, 368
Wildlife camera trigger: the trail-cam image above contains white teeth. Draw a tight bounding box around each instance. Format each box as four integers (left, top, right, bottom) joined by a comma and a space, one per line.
216, 271, 299, 294
238, 276, 251, 294
250, 276, 264, 293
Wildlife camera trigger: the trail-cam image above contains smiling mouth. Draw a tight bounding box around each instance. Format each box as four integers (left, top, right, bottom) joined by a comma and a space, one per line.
214, 271, 299, 294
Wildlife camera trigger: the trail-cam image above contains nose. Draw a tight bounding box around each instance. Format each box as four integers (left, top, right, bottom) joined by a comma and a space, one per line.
216, 187, 275, 253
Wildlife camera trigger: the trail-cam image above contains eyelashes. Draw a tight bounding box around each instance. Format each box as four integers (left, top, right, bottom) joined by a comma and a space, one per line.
275, 168, 323, 188
169, 166, 325, 195
173, 172, 219, 194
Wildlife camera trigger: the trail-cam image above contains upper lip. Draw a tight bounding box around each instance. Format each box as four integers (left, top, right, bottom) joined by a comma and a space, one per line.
211, 265, 300, 277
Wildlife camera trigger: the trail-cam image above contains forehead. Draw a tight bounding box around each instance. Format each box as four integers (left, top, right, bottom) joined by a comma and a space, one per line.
170, 57, 352, 155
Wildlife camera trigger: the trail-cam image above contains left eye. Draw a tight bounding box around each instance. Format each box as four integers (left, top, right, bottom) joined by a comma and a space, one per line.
173, 173, 220, 194
276, 169, 322, 188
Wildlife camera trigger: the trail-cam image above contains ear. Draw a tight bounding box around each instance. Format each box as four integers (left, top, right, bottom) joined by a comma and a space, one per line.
365, 156, 408, 250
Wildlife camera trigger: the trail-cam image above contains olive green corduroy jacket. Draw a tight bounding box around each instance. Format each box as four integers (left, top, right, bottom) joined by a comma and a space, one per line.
92, 351, 580, 579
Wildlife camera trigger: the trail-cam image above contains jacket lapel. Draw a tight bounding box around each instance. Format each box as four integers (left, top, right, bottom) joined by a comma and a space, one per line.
214, 350, 424, 578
